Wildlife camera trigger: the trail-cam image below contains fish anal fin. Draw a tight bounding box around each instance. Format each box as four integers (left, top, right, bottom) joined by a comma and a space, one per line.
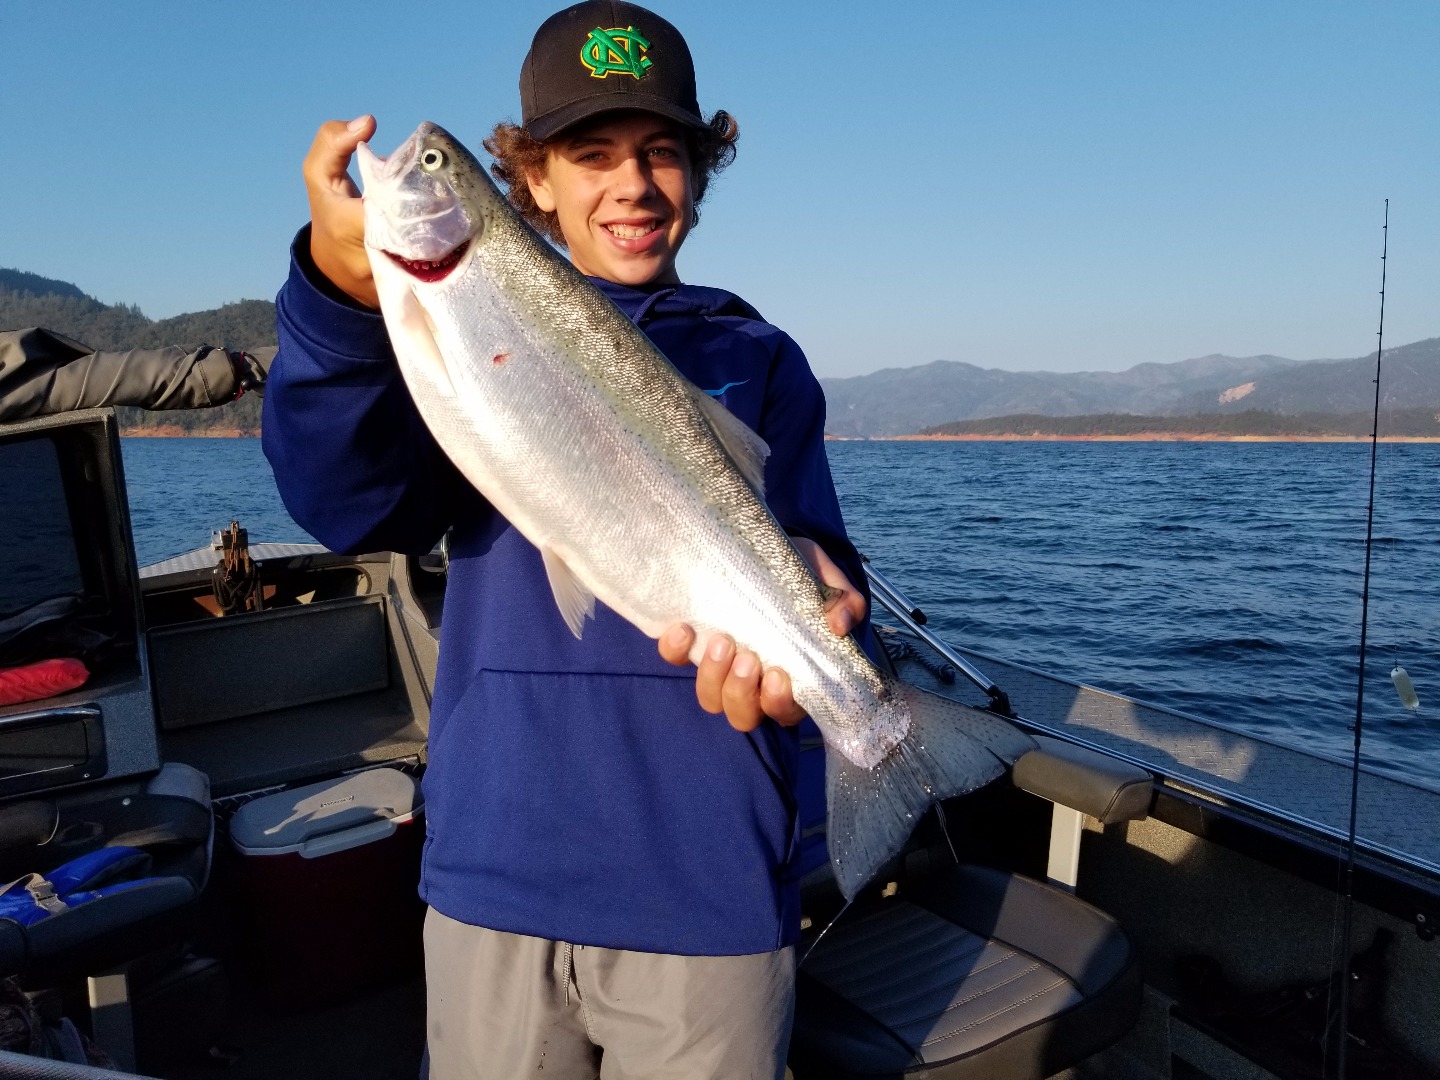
541, 546, 595, 639
397, 288, 456, 398
687, 383, 770, 495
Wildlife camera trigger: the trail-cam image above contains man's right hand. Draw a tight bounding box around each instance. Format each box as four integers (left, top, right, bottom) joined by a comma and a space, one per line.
303, 116, 380, 309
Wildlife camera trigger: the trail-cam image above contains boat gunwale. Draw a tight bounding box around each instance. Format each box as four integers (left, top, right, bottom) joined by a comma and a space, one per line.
876, 626, 1440, 885
952, 639, 1440, 799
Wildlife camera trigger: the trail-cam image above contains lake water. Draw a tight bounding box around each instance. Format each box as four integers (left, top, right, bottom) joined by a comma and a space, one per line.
120, 437, 1440, 789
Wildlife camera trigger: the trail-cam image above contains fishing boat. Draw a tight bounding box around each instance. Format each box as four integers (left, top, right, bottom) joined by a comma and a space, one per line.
0, 394, 1435, 1079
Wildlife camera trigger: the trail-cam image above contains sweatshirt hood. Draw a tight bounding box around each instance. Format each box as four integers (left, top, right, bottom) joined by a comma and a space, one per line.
588, 277, 765, 327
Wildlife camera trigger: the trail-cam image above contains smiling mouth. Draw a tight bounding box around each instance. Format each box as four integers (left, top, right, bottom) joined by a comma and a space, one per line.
604, 222, 662, 240
386, 240, 470, 282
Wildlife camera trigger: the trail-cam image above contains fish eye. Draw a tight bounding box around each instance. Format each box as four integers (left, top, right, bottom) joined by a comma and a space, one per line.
420, 148, 447, 171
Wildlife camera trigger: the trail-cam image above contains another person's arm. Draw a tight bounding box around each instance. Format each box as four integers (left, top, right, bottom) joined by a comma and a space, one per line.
0, 328, 258, 421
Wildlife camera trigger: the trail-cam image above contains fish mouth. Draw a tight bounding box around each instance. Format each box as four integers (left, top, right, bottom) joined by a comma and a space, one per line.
384, 240, 470, 283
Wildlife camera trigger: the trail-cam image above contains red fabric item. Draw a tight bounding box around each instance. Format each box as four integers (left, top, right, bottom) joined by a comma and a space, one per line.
0, 657, 90, 706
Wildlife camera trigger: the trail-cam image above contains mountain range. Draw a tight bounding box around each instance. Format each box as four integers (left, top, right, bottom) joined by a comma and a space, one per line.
820, 338, 1440, 437
3, 268, 1437, 438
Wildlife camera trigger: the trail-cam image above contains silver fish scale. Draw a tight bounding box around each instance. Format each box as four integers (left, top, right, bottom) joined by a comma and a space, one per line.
371, 125, 910, 767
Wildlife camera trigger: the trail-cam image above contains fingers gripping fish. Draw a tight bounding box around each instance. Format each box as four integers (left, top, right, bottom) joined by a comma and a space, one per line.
356, 122, 1036, 899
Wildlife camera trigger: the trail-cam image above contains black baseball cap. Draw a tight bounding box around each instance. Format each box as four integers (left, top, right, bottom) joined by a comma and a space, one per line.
520, 2, 707, 141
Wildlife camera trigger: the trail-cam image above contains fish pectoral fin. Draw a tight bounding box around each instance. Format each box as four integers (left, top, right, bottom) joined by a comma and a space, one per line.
541, 546, 596, 639
397, 287, 457, 398
686, 382, 770, 496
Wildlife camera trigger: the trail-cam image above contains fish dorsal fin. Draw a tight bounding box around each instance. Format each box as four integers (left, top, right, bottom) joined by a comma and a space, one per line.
687, 382, 769, 495
541, 545, 595, 639
396, 287, 456, 398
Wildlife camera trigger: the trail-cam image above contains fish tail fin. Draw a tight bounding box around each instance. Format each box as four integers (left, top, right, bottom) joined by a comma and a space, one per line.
825, 682, 1036, 899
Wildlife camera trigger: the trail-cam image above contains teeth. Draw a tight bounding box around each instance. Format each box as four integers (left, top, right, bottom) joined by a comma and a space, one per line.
406, 249, 460, 271
606, 223, 658, 239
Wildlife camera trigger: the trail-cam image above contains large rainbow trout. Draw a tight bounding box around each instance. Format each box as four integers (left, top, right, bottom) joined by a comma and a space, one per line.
357, 122, 1034, 898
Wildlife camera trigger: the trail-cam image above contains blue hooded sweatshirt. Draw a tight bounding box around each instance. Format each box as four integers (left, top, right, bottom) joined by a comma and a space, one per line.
263, 230, 864, 955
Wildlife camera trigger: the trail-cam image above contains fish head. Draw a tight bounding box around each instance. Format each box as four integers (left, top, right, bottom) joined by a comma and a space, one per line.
357, 122, 496, 284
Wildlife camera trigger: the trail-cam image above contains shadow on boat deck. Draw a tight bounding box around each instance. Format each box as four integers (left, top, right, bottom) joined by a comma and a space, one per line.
161, 976, 426, 1080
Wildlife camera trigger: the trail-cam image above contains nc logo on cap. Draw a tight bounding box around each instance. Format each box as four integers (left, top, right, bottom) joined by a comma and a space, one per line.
580, 26, 653, 79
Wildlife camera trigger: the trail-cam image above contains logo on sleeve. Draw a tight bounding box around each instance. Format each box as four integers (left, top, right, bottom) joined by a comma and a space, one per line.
580, 26, 653, 79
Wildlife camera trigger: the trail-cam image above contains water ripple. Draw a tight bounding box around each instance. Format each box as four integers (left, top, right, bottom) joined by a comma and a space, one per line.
827, 440, 1440, 788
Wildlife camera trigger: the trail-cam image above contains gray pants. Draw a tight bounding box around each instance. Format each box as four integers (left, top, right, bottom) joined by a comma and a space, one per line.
424, 908, 795, 1080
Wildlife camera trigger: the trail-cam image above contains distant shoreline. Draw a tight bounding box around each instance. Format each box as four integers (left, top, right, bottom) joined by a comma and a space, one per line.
122, 429, 1440, 443
827, 434, 1440, 443
122, 427, 256, 438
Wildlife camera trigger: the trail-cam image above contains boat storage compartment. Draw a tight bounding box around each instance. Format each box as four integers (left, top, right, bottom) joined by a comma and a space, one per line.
149, 594, 390, 729
228, 767, 425, 1006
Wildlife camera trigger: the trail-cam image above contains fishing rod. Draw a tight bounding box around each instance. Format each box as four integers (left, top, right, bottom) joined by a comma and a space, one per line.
861, 559, 1015, 716
862, 557, 927, 625
1333, 198, 1388, 1080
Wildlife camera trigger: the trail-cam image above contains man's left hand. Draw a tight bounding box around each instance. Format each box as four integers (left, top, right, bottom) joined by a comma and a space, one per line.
657, 537, 868, 732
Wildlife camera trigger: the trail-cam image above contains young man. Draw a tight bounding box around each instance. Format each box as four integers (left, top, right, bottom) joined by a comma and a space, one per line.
263, 4, 871, 1077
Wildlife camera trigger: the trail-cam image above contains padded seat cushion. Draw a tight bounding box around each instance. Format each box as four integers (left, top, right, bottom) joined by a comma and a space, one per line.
791, 865, 1140, 1079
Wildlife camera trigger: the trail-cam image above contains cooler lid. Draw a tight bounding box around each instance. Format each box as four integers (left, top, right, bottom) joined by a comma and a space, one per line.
230, 768, 420, 856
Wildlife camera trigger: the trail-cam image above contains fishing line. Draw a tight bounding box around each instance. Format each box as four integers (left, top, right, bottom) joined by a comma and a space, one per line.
934, 801, 961, 864
798, 896, 854, 968
1330, 199, 1389, 1080
1370, 319, 1417, 715
799, 801, 962, 970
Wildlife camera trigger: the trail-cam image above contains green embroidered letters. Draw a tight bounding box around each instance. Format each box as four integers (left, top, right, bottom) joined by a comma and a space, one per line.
580, 26, 653, 79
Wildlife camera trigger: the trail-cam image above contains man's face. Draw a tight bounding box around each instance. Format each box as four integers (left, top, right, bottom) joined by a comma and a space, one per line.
526, 111, 694, 287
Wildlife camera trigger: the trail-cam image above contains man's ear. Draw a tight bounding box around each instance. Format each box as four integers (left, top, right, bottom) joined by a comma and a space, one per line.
526, 165, 557, 214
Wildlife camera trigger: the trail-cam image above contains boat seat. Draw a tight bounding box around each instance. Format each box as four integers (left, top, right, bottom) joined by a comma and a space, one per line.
0, 763, 212, 978
790, 725, 1152, 1078
1012, 735, 1154, 892
0, 764, 212, 1070
791, 864, 1140, 1079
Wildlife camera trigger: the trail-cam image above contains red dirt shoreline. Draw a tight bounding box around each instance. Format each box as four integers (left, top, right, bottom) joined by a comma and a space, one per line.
120, 429, 1438, 443
827, 433, 1440, 443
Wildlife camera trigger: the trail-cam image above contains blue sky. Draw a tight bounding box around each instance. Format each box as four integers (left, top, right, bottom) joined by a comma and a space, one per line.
3, 1, 1435, 377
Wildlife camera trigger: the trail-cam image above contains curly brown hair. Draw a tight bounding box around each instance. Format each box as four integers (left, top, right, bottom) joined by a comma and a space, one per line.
484, 110, 739, 247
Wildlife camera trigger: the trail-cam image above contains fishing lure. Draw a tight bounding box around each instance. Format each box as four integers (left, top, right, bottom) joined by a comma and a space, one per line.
1390, 665, 1420, 711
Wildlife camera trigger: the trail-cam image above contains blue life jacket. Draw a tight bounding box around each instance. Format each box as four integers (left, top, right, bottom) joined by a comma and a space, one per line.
0, 847, 153, 927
